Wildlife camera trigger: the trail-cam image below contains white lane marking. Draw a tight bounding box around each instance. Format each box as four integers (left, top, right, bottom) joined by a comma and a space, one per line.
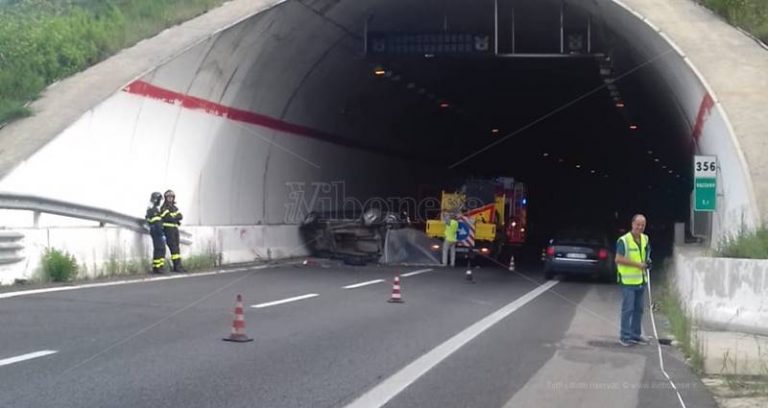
251, 293, 319, 309
400, 268, 433, 277
343, 279, 385, 289
0, 264, 276, 300
0, 350, 58, 367
344, 280, 559, 408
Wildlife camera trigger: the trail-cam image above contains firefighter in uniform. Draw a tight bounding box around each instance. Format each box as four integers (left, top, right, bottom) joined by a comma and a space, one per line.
145, 192, 166, 274
161, 189, 185, 273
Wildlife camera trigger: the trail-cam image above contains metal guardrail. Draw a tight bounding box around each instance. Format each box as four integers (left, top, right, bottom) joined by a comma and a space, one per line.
0, 192, 192, 241
0, 231, 24, 265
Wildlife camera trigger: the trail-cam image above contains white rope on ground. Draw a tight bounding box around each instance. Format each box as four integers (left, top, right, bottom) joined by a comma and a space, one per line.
647, 268, 688, 408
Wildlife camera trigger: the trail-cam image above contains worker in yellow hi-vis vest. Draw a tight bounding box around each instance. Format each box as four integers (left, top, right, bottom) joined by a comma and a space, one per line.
615, 214, 651, 347
442, 213, 459, 267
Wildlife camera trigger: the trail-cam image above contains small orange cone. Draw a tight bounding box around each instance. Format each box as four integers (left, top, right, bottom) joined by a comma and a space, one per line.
508, 255, 516, 272
388, 274, 404, 303
223, 294, 254, 342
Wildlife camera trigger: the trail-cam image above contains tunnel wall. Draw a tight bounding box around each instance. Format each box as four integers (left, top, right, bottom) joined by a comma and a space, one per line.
0, 1, 444, 284
596, 0, 761, 244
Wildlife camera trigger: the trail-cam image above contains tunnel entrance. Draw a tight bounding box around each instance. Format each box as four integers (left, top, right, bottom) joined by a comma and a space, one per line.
354, 0, 691, 255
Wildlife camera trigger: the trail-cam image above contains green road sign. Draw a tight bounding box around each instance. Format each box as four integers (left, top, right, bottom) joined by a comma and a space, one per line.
694, 177, 716, 211
694, 155, 717, 212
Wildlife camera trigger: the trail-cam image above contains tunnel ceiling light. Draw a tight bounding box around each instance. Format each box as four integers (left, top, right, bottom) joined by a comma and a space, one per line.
590, 170, 596, 174
647, 150, 653, 154
542, 152, 549, 157
575, 164, 581, 169
603, 174, 609, 178
418, 88, 426, 94
374, 68, 386, 76
558, 158, 564, 163
676, 174, 681, 178
616, 102, 625, 108
668, 170, 674, 174
629, 124, 638, 130
424, 53, 435, 58
491, 128, 500, 133
392, 75, 401, 81
654, 158, 660, 162
407, 82, 416, 89
662, 165, 667, 169
439, 102, 450, 108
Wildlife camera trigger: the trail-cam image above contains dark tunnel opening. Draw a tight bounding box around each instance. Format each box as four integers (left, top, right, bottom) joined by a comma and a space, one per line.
343, 0, 693, 258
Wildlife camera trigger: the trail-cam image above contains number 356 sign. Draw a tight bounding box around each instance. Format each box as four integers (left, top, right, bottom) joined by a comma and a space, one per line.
694, 155, 717, 211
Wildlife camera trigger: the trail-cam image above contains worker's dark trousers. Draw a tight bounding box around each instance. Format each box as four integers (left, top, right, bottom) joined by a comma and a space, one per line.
151, 233, 166, 273
164, 226, 183, 271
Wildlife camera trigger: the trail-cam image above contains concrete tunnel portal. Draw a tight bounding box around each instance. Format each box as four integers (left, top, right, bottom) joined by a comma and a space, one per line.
0, 0, 761, 273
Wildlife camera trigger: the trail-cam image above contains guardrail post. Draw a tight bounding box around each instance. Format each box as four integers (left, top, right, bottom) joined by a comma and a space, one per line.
33, 211, 40, 228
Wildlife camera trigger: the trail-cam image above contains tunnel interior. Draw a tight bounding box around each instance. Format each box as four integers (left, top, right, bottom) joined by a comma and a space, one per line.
287, 0, 693, 248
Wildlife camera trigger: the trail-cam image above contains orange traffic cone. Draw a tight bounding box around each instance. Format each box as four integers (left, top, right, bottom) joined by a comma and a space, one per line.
223, 294, 254, 342
508, 255, 516, 272
388, 274, 404, 303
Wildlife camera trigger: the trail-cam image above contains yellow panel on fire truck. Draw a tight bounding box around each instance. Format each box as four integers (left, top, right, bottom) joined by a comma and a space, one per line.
495, 194, 505, 222
426, 219, 445, 238
441, 191, 465, 212
474, 222, 496, 241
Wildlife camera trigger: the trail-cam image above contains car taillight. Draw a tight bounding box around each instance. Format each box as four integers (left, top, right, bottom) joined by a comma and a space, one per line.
598, 249, 608, 259
546, 246, 555, 256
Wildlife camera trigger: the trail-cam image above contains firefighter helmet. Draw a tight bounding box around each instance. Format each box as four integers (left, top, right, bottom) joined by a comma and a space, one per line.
150, 192, 162, 206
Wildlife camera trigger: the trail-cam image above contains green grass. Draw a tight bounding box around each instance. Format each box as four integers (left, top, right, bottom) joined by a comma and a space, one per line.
702, 0, 768, 44
715, 227, 768, 259
41, 247, 79, 282
657, 279, 704, 374
182, 252, 219, 271
0, 0, 229, 125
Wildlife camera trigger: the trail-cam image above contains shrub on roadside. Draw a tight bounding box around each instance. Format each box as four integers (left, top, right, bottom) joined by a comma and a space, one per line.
41, 247, 79, 282
716, 228, 768, 259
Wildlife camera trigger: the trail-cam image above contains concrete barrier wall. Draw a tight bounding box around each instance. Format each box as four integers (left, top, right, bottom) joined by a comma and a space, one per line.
0, 224, 307, 285
673, 250, 768, 336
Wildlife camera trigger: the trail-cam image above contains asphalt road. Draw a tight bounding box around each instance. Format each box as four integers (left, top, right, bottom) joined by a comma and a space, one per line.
0, 261, 717, 407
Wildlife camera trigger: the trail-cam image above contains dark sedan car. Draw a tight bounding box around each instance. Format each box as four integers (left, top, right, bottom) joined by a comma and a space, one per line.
543, 229, 616, 282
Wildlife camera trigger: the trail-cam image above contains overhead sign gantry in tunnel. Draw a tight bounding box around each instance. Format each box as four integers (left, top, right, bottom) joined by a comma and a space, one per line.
0, 0, 761, 279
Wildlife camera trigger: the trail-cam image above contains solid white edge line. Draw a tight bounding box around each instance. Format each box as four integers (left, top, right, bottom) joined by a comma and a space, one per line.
344, 280, 559, 408
0, 350, 58, 367
343, 279, 385, 289
0, 264, 276, 300
251, 293, 319, 308
400, 268, 433, 277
